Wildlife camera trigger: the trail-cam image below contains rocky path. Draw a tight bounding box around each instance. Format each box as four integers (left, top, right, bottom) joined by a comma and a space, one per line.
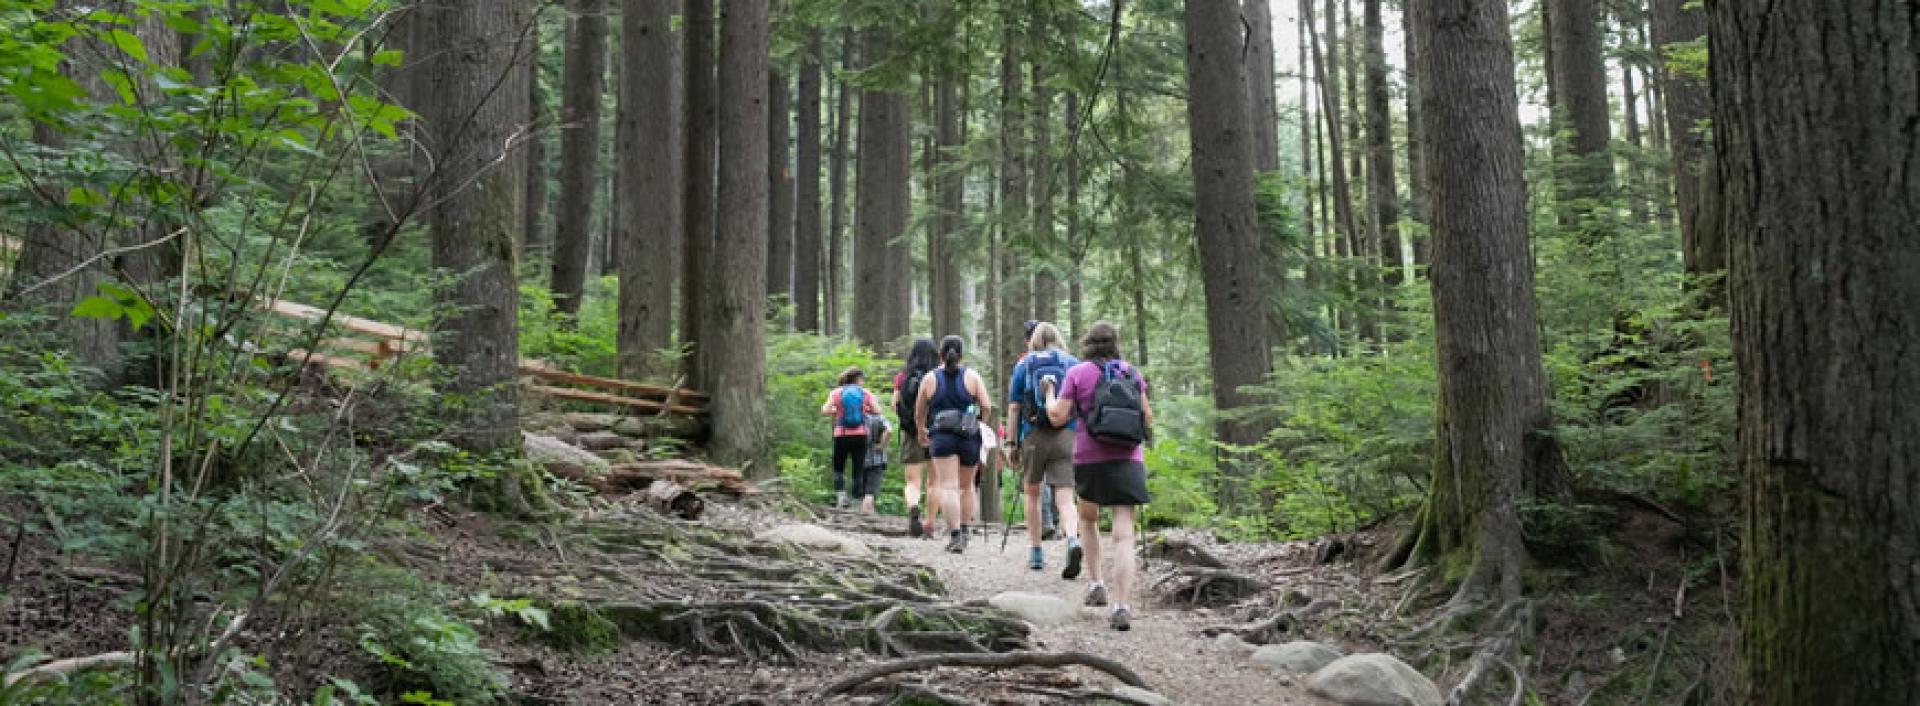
858, 524, 1323, 705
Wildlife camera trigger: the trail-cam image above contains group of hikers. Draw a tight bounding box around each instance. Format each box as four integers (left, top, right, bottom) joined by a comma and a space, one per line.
820, 320, 1153, 632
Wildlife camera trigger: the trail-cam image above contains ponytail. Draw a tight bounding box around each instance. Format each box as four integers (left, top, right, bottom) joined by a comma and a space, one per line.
938, 335, 965, 374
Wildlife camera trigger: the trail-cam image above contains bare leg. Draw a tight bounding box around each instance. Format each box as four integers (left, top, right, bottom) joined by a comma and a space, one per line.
1109, 505, 1139, 609
1078, 500, 1103, 585
904, 462, 925, 510
1053, 485, 1080, 541
1024, 483, 1045, 546
956, 464, 979, 527
930, 455, 962, 532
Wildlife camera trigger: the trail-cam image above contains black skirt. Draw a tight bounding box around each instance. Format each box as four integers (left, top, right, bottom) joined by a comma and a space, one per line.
1073, 459, 1151, 507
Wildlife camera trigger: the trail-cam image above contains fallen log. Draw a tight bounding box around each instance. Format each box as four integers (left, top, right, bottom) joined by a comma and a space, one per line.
528, 385, 707, 417
819, 651, 1149, 696
556, 412, 702, 440
3, 651, 134, 686
518, 364, 709, 404
605, 460, 756, 496
646, 481, 704, 520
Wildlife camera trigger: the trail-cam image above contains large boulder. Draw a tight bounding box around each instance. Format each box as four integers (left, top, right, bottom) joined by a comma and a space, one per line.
986, 592, 1078, 626
1251, 641, 1344, 675
1306, 654, 1443, 706
754, 524, 872, 558
523, 432, 608, 481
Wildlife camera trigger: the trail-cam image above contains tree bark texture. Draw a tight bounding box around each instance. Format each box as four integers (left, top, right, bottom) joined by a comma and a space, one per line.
680, 0, 717, 387
766, 69, 794, 312
1183, 0, 1274, 504
1400, 2, 1427, 270
1308, 0, 1360, 273
1713, 0, 1920, 700
417, 0, 531, 452
1065, 91, 1084, 337
523, 34, 548, 256
1362, 0, 1401, 292
551, 0, 607, 316
708, 0, 769, 467
617, 0, 681, 379
1652, 0, 1716, 286
1546, 0, 1614, 211
997, 19, 1028, 380
825, 37, 852, 337
794, 35, 824, 333
933, 77, 965, 339
1030, 58, 1057, 324
1397, 0, 1563, 601
1244, 0, 1281, 173
852, 30, 911, 349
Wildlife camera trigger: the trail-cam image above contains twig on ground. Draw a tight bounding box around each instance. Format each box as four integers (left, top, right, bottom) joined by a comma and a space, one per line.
819, 651, 1149, 696
3, 652, 135, 686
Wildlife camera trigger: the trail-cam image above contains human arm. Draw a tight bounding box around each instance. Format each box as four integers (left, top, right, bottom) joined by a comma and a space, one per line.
820, 388, 840, 417
916, 374, 935, 445
1044, 373, 1074, 428
967, 370, 994, 429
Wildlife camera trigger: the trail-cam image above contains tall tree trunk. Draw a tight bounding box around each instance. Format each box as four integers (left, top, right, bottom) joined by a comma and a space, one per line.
551, 0, 608, 316
1547, 0, 1615, 215
1307, 0, 1360, 256
680, 0, 717, 386
852, 29, 911, 349
996, 19, 1028, 380
1401, 2, 1428, 271
617, 0, 681, 378
1030, 57, 1057, 324
1183, 0, 1274, 509
793, 34, 824, 332
1715, 1, 1920, 698
933, 77, 965, 338
418, 0, 531, 454
7, 122, 120, 379
1388, 0, 1566, 601
709, 0, 769, 466
1130, 241, 1150, 367
826, 33, 853, 336
1362, 0, 1401, 296
1244, 0, 1281, 173
1652, 0, 1715, 297
766, 69, 794, 314
1621, 57, 1648, 225
523, 36, 548, 256
1065, 91, 1084, 337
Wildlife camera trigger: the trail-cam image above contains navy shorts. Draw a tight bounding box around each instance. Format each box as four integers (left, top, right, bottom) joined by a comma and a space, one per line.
929, 431, 982, 467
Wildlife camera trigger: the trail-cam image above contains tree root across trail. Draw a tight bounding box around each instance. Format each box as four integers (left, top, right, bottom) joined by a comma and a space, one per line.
470, 506, 1031, 664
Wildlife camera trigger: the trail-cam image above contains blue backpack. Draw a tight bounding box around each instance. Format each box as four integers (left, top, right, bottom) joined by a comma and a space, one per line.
1024, 351, 1070, 430
838, 386, 866, 429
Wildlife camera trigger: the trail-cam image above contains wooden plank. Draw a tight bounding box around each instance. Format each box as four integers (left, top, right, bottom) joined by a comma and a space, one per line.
527, 384, 707, 417
518, 364, 709, 403
260, 299, 427, 349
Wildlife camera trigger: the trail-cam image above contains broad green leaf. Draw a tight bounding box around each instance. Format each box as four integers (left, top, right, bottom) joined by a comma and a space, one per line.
371, 49, 403, 67
70, 295, 124, 322
66, 186, 105, 207
97, 29, 148, 63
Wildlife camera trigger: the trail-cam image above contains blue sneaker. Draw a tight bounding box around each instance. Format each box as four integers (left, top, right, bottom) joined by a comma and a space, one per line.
1028, 546, 1045, 571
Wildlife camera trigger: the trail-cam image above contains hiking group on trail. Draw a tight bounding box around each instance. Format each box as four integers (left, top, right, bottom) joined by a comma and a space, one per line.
821, 320, 1154, 632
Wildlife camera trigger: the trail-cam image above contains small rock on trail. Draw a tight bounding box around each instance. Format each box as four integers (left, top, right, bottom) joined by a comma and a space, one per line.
988, 591, 1080, 626
1306, 653, 1444, 706
754, 523, 873, 557
1252, 640, 1345, 675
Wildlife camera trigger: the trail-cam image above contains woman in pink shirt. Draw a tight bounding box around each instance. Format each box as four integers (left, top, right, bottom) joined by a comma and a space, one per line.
820, 367, 884, 509
1045, 322, 1152, 632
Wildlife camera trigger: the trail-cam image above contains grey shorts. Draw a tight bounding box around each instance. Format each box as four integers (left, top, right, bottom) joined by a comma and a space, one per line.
1020, 428, 1075, 488
899, 434, 930, 464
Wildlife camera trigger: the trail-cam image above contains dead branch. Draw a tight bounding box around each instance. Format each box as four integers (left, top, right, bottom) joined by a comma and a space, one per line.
820, 651, 1149, 696
3, 651, 134, 686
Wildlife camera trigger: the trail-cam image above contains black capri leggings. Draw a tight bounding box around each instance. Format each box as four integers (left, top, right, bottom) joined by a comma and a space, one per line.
831, 435, 867, 494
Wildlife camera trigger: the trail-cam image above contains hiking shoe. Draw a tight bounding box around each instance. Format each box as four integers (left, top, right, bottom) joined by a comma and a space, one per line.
1042, 526, 1058, 541
1109, 607, 1132, 632
1084, 583, 1109, 607
1062, 540, 1084, 580
1028, 547, 1045, 571
945, 530, 967, 554
907, 506, 922, 538
835, 491, 848, 509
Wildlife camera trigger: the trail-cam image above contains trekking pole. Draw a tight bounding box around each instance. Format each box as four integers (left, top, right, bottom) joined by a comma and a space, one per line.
999, 459, 1020, 553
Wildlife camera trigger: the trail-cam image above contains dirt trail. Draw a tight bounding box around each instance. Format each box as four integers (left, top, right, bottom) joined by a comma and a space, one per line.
857, 524, 1324, 705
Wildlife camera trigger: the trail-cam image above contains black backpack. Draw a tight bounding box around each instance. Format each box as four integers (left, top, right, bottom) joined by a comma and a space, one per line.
1023, 351, 1070, 430
1085, 362, 1146, 447
895, 369, 926, 432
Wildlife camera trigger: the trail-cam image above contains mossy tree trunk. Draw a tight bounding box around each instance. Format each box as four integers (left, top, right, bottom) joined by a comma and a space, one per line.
1392, 0, 1567, 604
1713, 0, 1920, 699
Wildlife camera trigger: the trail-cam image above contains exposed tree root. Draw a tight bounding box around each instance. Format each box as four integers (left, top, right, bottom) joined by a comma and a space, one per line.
1155, 567, 1267, 607
1440, 599, 1533, 706
819, 651, 1149, 696
1200, 599, 1335, 645
511, 508, 1027, 663
1141, 536, 1229, 569
3, 651, 134, 686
